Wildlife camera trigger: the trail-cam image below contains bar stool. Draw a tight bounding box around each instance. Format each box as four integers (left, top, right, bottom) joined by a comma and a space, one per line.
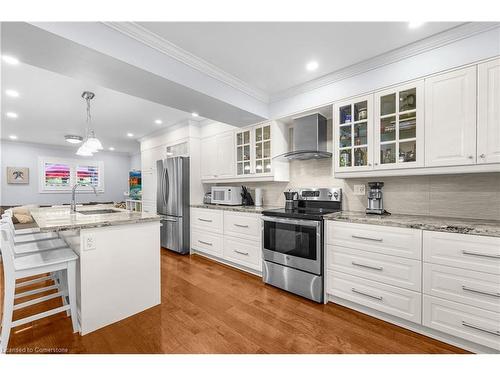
1, 214, 59, 244
3, 208, 41, 235
0, 223, 79, 353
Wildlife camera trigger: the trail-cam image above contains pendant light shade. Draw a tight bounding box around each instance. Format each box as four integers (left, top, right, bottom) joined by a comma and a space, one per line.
85, 130, 103, 151
76, 143, 94, 156
76, 91, 102, 156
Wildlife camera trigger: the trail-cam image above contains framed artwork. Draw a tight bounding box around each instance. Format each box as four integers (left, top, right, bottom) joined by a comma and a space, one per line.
7, 167, 29, 184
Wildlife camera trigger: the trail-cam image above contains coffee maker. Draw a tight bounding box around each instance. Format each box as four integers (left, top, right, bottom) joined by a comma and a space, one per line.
284, 190, 298, 210
366, 182, 386, 215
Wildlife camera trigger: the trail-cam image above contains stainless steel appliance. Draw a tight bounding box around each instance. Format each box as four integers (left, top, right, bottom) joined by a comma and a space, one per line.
274, 113, 331, 160
157, 157, 190, 254
283, 190, 298, 210
366, 181, 385, 215
211, 186, 242, 205
262, 188, 342, 303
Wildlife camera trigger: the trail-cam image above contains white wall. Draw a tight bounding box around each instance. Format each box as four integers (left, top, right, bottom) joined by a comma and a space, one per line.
130, 152, 141, 170
0, 141, 131, 206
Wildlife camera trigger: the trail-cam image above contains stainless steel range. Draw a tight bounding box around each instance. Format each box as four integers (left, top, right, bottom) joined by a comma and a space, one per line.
261, 188, 342, 303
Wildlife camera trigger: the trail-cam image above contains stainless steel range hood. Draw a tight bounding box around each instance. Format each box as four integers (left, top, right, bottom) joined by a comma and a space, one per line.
274, 113, 331, 160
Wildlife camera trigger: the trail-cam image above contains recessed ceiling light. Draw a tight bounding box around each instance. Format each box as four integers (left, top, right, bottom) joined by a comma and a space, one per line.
5, 112, 18, 119
408, 21, 425, 29
2, 55, 19, 65
154, 119, 163, 125
9, 135, 18, 140
127, 133, 134, 137
109, 147, 115, 151
306, 61, 319, 72
191, 112, 199, 117
5, 89, 19, 98
65, 135, 83, 144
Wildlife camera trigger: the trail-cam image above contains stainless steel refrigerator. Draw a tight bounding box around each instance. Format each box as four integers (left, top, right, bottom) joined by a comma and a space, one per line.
156, 156, 190, 254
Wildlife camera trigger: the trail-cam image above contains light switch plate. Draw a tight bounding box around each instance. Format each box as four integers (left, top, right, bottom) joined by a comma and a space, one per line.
83, 234, 96, 251
353, 184, 366, 196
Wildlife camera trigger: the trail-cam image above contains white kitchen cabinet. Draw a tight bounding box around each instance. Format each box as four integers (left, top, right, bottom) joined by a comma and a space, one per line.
477, 58, 500, 164
190, 208, 262, 273
201, 131, 235, 180
374, 81, 424, 169
334, 94, 374, 172
425, 66, 477, 167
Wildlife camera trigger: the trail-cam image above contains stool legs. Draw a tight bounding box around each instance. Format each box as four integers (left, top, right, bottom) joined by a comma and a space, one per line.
1, 276, 15, 353
67, 261, 79, 333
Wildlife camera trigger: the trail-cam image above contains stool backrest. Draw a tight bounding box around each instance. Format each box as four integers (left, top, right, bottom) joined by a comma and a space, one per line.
0, 223, 15, 275
1, 215, 16, 233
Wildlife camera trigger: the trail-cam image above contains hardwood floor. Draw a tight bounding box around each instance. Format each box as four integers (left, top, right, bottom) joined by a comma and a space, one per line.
0, 249, 468, 354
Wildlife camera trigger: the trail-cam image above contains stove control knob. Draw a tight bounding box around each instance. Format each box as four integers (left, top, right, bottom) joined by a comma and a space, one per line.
333, 192, 339, 199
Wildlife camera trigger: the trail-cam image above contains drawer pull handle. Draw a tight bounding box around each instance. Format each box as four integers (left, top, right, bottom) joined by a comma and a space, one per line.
198, 240, 213, 246
351, 288, 383, 301
462, 285, 500, 298
234, 224, 249, 228
462, 321, 500, 336
352, 235, 383, 242
462, 250, 500, 259
234, 250, 249, 256
351, 261, 383, 271
198, 218, 213, 223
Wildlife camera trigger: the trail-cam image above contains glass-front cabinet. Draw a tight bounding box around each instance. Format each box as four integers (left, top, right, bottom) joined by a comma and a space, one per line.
236, 123, 273, 176
374, 81, 423, 169
236, 129, 251, 175
334, 94, 373, 172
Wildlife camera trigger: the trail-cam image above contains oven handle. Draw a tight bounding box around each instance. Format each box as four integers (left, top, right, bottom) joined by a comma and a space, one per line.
261, 216, 320, 228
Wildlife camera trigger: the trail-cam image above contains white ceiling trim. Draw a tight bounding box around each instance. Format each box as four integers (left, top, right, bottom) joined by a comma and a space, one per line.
269, 22, 500, 103
102, 22, 269, 104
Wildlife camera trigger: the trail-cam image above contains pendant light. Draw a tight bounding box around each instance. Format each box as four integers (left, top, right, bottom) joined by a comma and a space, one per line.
76, 91, 103, 156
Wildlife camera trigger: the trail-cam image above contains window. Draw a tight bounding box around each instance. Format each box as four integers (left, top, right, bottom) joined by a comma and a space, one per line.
44, 162, 71, 188
39, 157, 104, 193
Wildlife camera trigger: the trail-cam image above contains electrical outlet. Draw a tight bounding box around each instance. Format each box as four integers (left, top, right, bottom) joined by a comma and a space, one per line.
83, 234, 96, 251
353, 184, 366, 196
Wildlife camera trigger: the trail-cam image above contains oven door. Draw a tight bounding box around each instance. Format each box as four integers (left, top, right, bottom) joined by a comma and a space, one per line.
262, 216, 322, 275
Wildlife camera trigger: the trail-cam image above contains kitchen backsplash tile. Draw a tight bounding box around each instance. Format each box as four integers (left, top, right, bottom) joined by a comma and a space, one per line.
212, 159, 500, 220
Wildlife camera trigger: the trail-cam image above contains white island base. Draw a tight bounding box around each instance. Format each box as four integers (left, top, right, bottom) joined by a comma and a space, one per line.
60, 221, 161, 335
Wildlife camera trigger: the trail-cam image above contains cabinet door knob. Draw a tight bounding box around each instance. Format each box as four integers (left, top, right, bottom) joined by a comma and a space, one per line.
480, 154, 486, 159
468, 155, 473, 159
374, 162, 378, 166
368, 163, 372, 166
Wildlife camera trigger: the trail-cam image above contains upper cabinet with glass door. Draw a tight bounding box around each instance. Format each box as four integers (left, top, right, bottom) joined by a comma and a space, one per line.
236, 129, 251, 175
254, 123, 272, 175
374, 81, 424, 169
334, 95, 373, 172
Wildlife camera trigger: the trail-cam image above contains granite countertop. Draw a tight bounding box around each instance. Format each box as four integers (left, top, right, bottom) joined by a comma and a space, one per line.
190, 203, 279, 213
30, 205, 161, 232
325, 211, 500, 238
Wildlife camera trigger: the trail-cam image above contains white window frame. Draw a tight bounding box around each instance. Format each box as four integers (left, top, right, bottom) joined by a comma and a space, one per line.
38, 156, 105, 193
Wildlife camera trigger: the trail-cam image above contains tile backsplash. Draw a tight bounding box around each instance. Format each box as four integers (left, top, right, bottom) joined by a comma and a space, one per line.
234, 159, 500, 220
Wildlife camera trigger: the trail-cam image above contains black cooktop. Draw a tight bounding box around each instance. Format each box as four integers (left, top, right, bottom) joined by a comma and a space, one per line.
262, 207, 341, 221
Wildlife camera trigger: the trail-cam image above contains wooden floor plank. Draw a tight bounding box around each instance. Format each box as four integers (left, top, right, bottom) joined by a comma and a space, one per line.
0, 250, 469, 354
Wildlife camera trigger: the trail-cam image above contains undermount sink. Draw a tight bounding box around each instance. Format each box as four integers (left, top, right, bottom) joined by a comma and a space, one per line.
77, 209, 122, 215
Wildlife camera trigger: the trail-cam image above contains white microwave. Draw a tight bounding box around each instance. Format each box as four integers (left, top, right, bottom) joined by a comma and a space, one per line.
211, 186, 242, 205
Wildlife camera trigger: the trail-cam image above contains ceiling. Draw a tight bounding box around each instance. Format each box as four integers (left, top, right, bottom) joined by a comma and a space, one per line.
137, 22, 464, 95
1, 62, 203, 153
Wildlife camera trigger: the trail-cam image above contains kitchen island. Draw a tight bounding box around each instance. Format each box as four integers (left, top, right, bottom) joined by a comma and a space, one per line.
30, 205, 161, 335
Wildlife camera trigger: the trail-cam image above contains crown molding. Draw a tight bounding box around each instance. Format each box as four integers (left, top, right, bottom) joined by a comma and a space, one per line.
102, 22, 269, 104
269, 22, 500, 103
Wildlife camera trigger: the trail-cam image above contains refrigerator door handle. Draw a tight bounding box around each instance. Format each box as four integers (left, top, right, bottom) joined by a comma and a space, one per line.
164, 166, 170, 208
162, 166, 167, 208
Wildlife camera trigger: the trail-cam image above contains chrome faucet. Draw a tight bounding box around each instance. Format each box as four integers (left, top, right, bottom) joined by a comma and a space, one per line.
71, 183, 98, 213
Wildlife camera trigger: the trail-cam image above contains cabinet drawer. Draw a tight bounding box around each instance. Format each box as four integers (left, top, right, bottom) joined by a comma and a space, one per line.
191, 229, 223, 257
327, 271, 422, 324
191, 208, 223, 233
423, 295, 500, 350
423, 231, 500, 274
327, 221, 422, 260
327, 245, 422, 292
223, 236, 262, 271
223, 211, 261, 240
424, 263, 500, 313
